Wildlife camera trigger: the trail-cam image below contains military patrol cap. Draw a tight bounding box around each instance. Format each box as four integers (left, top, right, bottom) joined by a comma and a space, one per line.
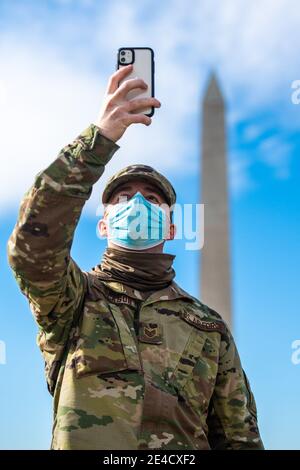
102, 164, 176, 207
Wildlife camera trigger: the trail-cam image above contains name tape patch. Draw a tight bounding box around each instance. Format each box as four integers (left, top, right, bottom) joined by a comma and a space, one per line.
181, 311, 226, 334
106, 291, 137, 308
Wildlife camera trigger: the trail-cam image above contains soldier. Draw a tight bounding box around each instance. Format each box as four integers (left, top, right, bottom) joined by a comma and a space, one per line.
7, 64, 264, 450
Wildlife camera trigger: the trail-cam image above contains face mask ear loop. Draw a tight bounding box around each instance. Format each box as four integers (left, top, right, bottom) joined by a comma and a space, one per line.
159, 208, 163, 240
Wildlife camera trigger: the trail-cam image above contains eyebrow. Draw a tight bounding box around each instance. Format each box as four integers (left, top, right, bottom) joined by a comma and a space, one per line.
112, 184, 164, 199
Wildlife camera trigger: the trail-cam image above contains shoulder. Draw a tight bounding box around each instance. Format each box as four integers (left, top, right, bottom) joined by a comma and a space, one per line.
171, 281, 230, 336
81, 270, 109, 301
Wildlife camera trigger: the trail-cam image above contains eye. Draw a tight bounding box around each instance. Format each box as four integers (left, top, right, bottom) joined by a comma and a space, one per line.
146, 194, 159, 203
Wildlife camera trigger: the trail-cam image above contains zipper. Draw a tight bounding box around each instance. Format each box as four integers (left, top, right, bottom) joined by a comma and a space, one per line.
133, 300, 144, 373
134, 300, 143, 337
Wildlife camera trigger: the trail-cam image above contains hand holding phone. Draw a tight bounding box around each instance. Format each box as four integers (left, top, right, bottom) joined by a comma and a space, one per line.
117, 47, 155, 117
94, 50, 160, 143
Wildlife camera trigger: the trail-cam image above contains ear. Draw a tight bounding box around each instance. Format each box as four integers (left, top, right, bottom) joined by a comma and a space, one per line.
165, 223, 176, 241
98, 218, 108, 238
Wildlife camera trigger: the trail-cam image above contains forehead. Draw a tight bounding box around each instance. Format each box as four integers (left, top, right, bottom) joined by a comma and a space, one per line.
109, 178, 166, 201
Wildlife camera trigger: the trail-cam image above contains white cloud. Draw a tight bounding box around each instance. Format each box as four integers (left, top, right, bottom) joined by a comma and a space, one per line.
259, 136, 292, 179
229, 154, 256, 195
0, 37, 198, 216
0, 40, 105, 215
1, 0, 299, 215
242, 125, 262, 142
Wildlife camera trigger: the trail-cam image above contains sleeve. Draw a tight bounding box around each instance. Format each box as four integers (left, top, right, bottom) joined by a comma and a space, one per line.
7, 123, 119, 338
206, 328, 264, 450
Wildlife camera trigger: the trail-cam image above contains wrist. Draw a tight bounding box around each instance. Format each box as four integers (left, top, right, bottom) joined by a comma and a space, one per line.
94, 124, 118, 144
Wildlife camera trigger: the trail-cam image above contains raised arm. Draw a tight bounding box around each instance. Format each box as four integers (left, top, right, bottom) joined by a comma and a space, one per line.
7, 64, 161, 331
7, 124, 119, 329
7, 65, 161, 395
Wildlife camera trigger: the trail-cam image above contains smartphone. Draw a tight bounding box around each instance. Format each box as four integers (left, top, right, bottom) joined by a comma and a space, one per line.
116, 47, 155, 117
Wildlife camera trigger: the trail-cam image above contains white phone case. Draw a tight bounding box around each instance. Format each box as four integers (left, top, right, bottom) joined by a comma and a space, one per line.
117, 47, 155, 117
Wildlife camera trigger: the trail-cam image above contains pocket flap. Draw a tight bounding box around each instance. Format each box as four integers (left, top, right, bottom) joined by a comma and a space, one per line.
73, 300, 141, 378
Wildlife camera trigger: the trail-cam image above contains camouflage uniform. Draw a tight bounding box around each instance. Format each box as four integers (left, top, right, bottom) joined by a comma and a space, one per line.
7, 123, 264, 450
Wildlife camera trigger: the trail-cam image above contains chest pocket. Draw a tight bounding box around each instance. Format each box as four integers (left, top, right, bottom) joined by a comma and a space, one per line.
168, 323, 221, 413
73, 298, 142, 378
168, 328, 206, 388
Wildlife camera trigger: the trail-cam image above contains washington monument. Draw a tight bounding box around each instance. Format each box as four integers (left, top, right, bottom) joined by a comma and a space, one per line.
201, 73, 232, 328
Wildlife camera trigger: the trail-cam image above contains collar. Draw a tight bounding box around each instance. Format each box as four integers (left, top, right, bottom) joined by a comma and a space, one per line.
94, 277, 197, 306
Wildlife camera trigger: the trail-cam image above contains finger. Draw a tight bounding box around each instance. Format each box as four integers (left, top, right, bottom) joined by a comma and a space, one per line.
113, 78, 148, 100
125, 113, 152, 127
106, 64, 133, 94
127, 97, 161, 113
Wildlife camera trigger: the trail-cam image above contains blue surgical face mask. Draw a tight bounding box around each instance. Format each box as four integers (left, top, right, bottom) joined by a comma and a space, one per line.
106, 191, 168, 250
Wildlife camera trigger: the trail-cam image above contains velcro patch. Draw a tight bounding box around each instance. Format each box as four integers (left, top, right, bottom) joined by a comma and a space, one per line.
139, 322, 163, 344
181, 311, 225, 334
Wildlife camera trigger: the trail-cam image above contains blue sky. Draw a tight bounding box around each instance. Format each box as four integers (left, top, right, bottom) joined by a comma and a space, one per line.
0, 0, 300, 449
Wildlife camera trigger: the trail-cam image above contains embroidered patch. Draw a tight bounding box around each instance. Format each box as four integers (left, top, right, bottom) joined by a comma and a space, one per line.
144, 325, 159, 338
181, 311, 226, 334
106, 291, 137, 307
139, 322, 163, 344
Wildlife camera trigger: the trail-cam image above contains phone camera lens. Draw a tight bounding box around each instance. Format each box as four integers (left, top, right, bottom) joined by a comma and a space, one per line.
121, 58, 125, 62
121, 51, 125, 56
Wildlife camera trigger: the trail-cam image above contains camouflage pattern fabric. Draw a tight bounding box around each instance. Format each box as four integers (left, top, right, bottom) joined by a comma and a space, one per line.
102, 164, 176, 207
7, 123, 264, 450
